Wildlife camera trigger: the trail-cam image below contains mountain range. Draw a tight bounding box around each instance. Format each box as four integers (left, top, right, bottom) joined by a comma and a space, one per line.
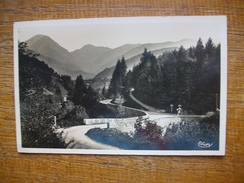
25, 34, 196, 80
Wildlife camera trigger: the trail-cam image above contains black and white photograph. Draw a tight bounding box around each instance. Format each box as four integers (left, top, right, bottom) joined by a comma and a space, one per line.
14, 16, 227, 155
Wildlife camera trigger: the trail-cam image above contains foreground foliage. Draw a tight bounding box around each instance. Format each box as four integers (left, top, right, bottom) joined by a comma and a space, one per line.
164, 115, 219, 150
86, 116, 219, 150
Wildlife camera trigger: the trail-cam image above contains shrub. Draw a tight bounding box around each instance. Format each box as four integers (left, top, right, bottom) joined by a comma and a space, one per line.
86, 128, 160, 150
163, 116, 219, 150
134, 117, 165, 149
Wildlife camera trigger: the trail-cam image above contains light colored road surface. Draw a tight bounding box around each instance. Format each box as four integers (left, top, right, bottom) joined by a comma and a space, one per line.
57, 97, 205, 149
57, 125, 120, 149
99, 99, 113, 105
129, 91, 160, 112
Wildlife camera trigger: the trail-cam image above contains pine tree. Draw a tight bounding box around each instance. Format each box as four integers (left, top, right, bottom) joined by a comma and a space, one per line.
107, 57, 127, 98
195, 38, 205, 64
102, 85, 106, 97
141, 48, 149, 63
189, 47, 195, 59
108, 59, 121, 98
205, 37, 215, 61
120, 56, 127, 86
131, 49, 163, 107
72, 75, 87, 105
178, 46, 187, 62
83, 85, 99, 108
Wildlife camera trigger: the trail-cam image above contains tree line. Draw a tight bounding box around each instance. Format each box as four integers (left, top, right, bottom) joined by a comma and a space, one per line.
106, 38, 220, 114
18, 42, 103, 147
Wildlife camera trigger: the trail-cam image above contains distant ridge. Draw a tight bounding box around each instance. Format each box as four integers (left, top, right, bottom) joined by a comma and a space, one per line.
25, 34, 196, 79
71, 44, 112, 72
94, 46, 178, 80
25, 34, 95, 79
94, 39, 195, 75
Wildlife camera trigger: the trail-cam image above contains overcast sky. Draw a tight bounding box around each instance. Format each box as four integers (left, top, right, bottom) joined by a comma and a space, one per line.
17, 16, 225, 52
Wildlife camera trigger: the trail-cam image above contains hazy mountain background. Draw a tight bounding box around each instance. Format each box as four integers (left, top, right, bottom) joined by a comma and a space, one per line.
26, 35, 95, 79
71, 44, 111, 72
94, 47, 179, 80
25, 34, 196, 80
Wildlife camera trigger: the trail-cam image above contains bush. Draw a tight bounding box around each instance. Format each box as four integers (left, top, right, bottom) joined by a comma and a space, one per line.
86, 116, 219, 150
86, 128, 161, 150
57, 105, 88, 127
163, 116, 219, 150
20, 89, 65, 148
21, 103, 65, 148
86, 117, 166, 150
134, 117, 165, 149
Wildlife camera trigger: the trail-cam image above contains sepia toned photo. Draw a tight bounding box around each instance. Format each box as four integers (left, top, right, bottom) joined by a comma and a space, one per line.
14, 16, 227, 155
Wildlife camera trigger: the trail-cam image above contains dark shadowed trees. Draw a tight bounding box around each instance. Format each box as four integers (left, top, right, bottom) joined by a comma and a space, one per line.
126, 38, 220, 114
108, 56, 127, 98
72, 75, 87, 105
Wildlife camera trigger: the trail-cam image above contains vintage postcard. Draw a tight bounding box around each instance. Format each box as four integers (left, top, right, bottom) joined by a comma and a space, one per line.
14, 16, 227, 155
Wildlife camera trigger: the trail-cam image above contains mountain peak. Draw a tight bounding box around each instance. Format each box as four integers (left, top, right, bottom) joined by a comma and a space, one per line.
25, 34, 74, 65
79, 44, 97, 51
25, 34, 63, 51
83, 44, 95, 48
33, 34, 49, 39
26, 34, 51, 43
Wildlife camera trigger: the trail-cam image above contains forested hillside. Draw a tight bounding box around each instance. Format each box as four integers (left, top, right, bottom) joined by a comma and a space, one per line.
18, 42, 111, 148
19, 42, 65, 147
18, 37, 221, 148
107, 38, 220, 114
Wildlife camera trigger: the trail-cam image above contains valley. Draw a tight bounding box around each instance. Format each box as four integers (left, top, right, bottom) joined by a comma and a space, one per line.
18, 36, 221, 150
25, 34, 196, 81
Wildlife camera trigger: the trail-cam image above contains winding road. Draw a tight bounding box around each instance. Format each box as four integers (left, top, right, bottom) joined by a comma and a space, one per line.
56, 125, 120, 149
129, 90, 161, 112
56, 92, 205, 149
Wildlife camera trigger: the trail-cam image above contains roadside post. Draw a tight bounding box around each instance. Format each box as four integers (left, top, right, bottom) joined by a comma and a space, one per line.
170, 104, 174, 113
54, 116, 57, 126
